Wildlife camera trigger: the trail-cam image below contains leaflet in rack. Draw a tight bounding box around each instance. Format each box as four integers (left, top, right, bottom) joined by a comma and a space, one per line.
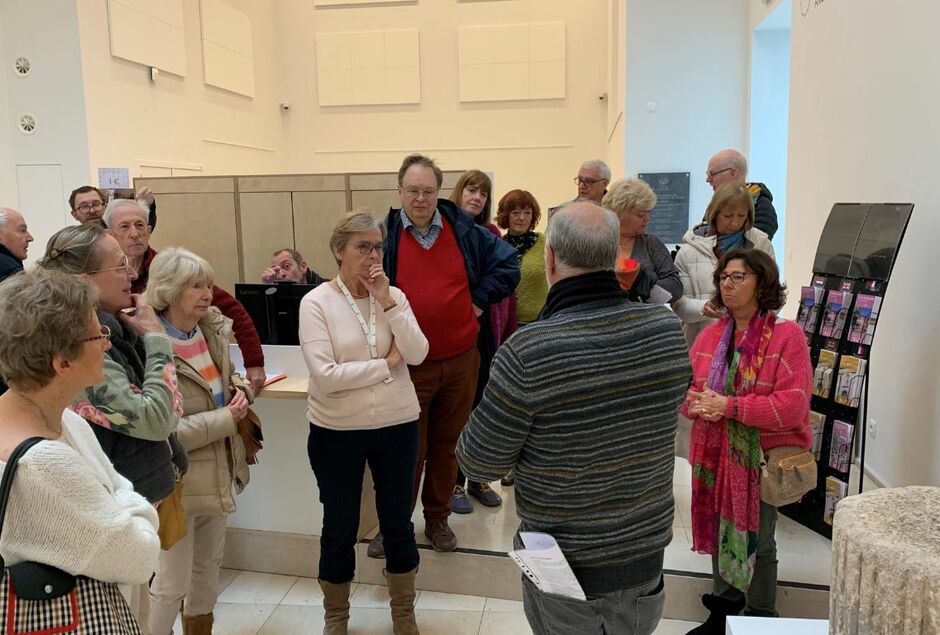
813, 350, 839, 399
847, 294, 882, 345
828, 420, 854, 473
824, 476, 849, 525
819, 290, 854, 339
797, 286, 825, 334
834, 356, 867, 407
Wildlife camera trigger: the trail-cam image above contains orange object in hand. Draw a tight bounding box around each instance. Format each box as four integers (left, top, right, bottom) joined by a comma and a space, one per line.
616, 258, 640, 290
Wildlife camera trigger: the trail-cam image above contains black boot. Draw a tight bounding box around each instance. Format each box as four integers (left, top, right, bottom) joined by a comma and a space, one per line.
686, 594, 746, 634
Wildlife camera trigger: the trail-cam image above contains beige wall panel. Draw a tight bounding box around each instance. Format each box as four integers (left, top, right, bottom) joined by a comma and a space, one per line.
349, 171, 463, 191
292, 191, 349, 279
146, 192, 239, 292
135, 176, 235, 194
239, 192, 294, 284
237, 175, 345, 192
351, 190, 400, 215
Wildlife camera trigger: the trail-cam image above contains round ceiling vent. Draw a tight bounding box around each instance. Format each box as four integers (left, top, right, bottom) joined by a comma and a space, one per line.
13, 56, 31, 77
18, 113, 37, 135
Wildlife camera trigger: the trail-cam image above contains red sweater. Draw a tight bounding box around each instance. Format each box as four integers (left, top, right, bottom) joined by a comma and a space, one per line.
396, 223, 478, 360
132, 247, 265, 368
682, 318, 812, 451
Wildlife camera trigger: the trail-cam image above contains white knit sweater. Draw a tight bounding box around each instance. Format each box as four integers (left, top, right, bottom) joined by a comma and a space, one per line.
0, 409, 160, 584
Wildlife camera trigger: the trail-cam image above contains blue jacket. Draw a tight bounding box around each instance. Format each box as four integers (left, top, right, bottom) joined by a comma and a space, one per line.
0, 243, 23, 284
383, 199, 520, 311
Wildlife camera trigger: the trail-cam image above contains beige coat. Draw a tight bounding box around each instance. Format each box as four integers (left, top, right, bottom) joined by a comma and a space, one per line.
173, 308, 254, 517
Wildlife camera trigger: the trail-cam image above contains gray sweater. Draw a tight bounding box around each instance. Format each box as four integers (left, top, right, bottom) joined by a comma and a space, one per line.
458, 295, 691, 595
631, 233, 683, 303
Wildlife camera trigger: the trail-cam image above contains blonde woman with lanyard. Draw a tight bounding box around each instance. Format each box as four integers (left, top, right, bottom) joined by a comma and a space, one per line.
299, 211, 429, 635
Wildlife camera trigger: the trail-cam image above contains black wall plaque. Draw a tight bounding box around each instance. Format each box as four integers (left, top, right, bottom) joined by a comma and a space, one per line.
637, 172, 690, 244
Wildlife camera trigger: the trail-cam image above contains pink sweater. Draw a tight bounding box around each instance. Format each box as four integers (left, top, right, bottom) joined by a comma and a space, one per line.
682, 318, 813, 450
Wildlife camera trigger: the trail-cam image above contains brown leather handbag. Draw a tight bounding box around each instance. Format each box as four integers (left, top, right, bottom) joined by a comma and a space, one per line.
157, 479, 187, 550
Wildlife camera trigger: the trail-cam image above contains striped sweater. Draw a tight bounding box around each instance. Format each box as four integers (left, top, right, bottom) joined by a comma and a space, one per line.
457, 292, 692, 595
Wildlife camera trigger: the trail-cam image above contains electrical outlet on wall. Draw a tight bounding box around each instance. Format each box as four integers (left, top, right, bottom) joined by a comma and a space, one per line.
868, 418, 877, 440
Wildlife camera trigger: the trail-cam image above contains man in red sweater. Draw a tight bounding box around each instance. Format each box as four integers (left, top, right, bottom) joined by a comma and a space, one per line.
103, 199, 267, 391
370, 154, 519, 555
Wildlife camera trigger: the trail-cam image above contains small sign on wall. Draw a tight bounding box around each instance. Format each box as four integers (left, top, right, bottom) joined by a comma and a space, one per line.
637, 172, 690, 245
98, 167, 130, 189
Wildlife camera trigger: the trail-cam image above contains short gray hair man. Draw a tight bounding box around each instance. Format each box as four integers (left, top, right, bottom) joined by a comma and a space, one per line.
705, 149, 748, 190
102, 198, 148, 229
574, 160, 612, 205
545, 201, 619, 278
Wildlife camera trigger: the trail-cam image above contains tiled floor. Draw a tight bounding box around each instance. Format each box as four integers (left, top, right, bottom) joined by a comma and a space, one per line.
394, 458, 876, 587
186, 569, 701, 634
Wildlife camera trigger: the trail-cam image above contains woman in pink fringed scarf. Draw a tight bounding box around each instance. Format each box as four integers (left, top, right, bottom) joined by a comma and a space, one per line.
681, 249, 812, 635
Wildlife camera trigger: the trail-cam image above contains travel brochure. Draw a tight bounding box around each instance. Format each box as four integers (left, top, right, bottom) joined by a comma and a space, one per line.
809, 411, 826, 460
828, 419, 854, 473
824, 476, 849, 525
813, 349, 839, 399
847, 293, 882, 345
819, 290, 854, 339
796, 286, 825, 334
835, 356, 867, 408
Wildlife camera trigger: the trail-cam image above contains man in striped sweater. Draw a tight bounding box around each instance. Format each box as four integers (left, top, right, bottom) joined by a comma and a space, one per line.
457, 201, 692, 635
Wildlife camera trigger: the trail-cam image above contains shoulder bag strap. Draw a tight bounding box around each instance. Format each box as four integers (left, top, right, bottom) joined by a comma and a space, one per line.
0, 437, 46, 568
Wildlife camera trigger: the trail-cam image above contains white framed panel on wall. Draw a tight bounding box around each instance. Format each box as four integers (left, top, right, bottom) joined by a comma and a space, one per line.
316, 30, 420, 106
107, 0, 186, 76
199, 0, 255, 97
458, 23, 566, 102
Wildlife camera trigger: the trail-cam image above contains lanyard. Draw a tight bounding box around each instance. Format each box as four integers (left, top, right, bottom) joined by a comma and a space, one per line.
336, 276, 377, 359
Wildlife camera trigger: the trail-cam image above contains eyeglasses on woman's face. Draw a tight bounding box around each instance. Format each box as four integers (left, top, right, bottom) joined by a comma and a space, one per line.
80, 324, 111, 343
353, 241, 385, 256
88, 256, 131, 275
718, 271, 753, 285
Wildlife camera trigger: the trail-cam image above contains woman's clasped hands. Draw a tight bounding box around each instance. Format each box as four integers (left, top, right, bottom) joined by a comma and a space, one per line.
686, 387, 729, 422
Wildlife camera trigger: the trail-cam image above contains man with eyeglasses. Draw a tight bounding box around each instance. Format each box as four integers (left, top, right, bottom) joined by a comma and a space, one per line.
370, 153, 519, 555
69, 185, 158, 229
548, 160, 611, 217
704, 149, 778, 239
102, 199, 269, 393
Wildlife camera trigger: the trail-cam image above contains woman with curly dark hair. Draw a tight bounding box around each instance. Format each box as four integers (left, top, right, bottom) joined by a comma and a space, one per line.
681, 248, 812, 634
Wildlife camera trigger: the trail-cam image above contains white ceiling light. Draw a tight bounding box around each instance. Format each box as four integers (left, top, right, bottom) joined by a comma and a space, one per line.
18, 113, 37, 135
13, 56, 31, 77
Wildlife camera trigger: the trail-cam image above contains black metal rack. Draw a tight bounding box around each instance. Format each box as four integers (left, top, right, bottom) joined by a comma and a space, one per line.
779, 203, 913, 539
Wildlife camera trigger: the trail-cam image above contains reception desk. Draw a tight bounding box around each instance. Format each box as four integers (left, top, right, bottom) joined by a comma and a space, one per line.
222, 345, 378, 577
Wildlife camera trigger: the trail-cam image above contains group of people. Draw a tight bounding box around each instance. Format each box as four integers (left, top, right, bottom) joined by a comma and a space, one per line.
0, 145, 810, 635
0, 196, 265, 634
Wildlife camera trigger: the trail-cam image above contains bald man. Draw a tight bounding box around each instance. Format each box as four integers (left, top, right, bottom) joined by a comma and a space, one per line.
705, 149, 778, 239
0, 207, 33, 282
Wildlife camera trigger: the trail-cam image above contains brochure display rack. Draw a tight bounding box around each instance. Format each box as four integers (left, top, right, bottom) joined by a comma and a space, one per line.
784, 202, 913, 538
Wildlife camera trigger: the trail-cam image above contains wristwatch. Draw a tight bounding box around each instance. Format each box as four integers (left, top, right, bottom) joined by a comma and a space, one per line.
383, 300, 398, 312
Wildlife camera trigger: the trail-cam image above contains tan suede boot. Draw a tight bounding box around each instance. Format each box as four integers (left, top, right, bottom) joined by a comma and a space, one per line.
385, 568, 419, 635
318, 579, 351, 635
181, 612, 213, 635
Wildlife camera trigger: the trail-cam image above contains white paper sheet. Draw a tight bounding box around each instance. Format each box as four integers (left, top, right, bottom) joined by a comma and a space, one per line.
510, 532, 586, 600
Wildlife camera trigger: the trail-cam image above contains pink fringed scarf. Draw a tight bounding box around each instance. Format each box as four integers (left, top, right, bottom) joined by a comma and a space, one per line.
690, 311, 775, 591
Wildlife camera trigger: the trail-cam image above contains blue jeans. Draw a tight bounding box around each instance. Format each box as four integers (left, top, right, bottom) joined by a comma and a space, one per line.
308, 420, 420, 583
522, 574, 665, 635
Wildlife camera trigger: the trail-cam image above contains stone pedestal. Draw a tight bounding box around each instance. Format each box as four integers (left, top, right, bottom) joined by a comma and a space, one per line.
830, 486, 940, 634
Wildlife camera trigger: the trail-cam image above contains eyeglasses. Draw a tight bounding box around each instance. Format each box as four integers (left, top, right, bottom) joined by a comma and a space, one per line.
705, 167, 734, 181
354, 241, 385, 256
401, 187, 438, 200
75, 201, 104, 213
88, 256, 131, 275
80, 325, 111, 343
718, 272, 752, 285
574, 177, 607, 186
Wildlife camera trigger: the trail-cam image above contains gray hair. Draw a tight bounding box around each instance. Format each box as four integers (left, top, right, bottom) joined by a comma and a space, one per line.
546, 202, 619, 271
38, 224, 108, 274
102, 198, 148, 228
0, 268, 98, 390
145, 247, 214, 312
329, 211, 387, 265
602, 178, 657, 219
0, 207, 14, 228
581, 160, 611, 182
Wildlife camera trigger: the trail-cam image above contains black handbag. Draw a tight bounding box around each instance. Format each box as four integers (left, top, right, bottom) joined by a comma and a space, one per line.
0, 437, 77, 600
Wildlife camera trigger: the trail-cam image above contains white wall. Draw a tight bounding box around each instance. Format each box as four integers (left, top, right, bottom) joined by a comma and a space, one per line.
749, 22, 790, 260
0, 0, 92, 260
274, 0, 612, 219
0, 15, 17, 206
606, 0, 627, 180
625, 0, 750, 230
75, 0, 286, 178
787, 0, 940, 487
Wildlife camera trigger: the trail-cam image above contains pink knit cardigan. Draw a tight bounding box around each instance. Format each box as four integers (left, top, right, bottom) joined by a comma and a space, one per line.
682, 318, 813, 451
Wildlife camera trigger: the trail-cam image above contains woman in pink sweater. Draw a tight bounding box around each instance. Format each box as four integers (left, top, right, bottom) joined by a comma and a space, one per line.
299, 211, 428, 635
681, 248, 811, 634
